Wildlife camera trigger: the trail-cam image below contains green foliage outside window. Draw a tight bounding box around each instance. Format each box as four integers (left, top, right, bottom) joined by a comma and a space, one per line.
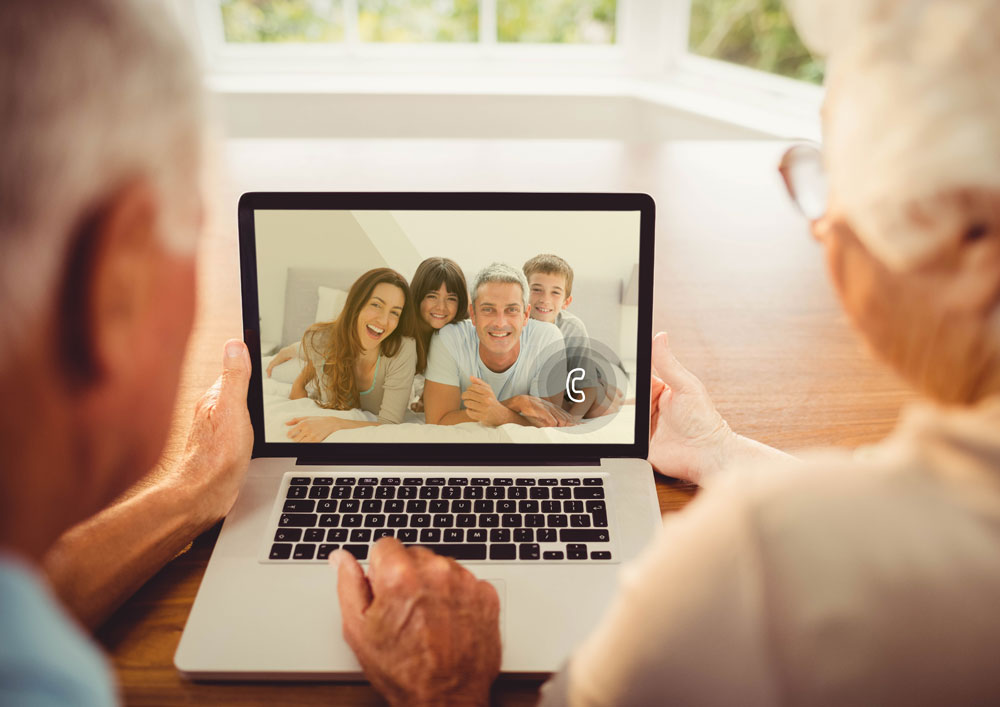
497, 0, 615, 43
358, 0, 478, 42
688, 0, 824, 84
221, 0, 344, 42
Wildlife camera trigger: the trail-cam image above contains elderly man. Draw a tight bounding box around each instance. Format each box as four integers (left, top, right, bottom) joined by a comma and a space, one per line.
333, 0, 1000, 704
0, 0, 252, 702
424, 262, 573, 428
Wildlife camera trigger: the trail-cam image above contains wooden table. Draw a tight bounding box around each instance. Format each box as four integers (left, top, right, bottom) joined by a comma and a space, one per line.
98, 139, 916, 705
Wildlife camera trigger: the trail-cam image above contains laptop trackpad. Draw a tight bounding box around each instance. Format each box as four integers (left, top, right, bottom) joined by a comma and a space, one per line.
484, 578, 507, 645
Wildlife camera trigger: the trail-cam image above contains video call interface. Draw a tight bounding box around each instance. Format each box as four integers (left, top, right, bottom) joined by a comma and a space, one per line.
256, 209, 641, 445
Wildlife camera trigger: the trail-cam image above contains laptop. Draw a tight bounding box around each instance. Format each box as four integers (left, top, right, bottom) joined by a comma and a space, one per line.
175, 192, 661, 679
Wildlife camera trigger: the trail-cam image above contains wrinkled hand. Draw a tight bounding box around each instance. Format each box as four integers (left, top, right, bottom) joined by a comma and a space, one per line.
285, 415, 341, 442
462, 377, 512, 427
334, 539, 501, 707
170, 339, 254, 523
648, 332, 736, 485
506, 395, 576, 427
266, 343, 296, 378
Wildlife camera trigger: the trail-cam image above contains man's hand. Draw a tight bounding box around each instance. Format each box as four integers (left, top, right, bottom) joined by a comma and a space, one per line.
169, 339, 254, 524
463, 377, 516, 427
285, 415, 343, 442
333, 539, 502, 707
505, 395, 576, 427
648, 332, 736, 485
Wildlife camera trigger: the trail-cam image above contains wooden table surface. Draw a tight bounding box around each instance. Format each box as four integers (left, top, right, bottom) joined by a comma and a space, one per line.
98, 139, 917, 705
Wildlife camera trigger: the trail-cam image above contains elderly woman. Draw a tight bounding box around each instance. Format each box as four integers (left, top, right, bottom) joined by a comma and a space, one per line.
329, 0, 1000, 704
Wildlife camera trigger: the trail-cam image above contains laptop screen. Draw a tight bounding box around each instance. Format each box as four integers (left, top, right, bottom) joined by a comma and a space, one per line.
240, 193, 653, 462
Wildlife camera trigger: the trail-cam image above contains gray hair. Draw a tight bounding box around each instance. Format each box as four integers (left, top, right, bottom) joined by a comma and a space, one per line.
0, 0, 205, 360
470, 263, 530, 309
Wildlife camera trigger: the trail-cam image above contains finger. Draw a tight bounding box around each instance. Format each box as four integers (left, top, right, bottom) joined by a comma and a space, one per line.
286, 417, 303, 426
220, 339, 252, 404
469, 376, 486, 386
651, 331, 699, 394
331, 550, 373, 646
366, 537, 417, 594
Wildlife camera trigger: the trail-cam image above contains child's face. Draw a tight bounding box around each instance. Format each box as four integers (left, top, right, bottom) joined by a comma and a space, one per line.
527, 272, 571, 323
420, 282, 460, 329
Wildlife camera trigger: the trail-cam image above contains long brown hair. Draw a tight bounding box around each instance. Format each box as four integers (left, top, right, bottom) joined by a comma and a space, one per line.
302, 268, 414, 410
410, 257, 469, 373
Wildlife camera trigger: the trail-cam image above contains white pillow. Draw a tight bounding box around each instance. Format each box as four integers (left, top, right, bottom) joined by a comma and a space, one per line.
315, 286, 348, 324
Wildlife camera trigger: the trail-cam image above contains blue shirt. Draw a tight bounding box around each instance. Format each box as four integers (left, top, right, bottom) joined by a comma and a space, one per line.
0, 554, 116, 706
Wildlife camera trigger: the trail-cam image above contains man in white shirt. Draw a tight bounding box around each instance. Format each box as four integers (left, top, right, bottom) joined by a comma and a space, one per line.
424, 262, 573, 428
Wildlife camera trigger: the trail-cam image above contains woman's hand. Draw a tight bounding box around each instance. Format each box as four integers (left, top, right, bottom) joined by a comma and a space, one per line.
266, 343, 297, 378
285, 416, 344, 442
648, 332, 737, 485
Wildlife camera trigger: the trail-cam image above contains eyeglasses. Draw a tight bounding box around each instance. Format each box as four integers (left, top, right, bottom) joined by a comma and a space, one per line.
778, 143, 828, 221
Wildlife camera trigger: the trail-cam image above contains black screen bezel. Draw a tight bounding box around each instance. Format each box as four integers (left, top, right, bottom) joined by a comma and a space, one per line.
239, 191, 655, 464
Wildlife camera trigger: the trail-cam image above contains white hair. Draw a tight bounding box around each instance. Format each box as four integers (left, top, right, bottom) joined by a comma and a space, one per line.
0, 0, 205, 359
787, 0, 1000, 270
470, 263, 530, 309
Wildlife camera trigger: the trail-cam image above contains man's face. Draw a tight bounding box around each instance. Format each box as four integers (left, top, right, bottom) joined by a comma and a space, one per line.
470, 281, 529, 359
527, 272, 571, 324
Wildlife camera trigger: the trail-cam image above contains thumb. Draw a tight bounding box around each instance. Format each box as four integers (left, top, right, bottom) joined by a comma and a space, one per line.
220, 339, 251, 400
651, 332, 696, 393
331, 550, 372, 645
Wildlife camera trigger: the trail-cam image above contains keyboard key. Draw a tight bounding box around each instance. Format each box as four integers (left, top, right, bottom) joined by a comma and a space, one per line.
492, 478, 513, 486
361, 500, 382, 513
432, 514, 454, 528
584, 477, 604, 486
403, 477, 423, 486
286, 486, 307, 499
280, 513, 317, 527
274, 528, 301, 542
304, 528, 325, 542
314, 477, 334, 485
490, 528, 511, 543
489, 544, 516, 560
375, 486, 396, 499
410, 514, 431, 528
388, 514, 408, 528
564, 501, 583, 513
342, 514, 363, 528
552, 487, 571, 499
339, 499, 360, 513
420, 528, 441, 543
456, 514, 476, 528
497, 500, 516, 514
343, 544, 369, 560
468, 528, 487, 542
514, 528, 534, 543
508, 487, 527, 500
541, 501, 561, 513
419, 486, 440, 500
444, 528, 464, 543
570, 514, 591, 527
327, 528, 348, 542
474, 500, 494, 514
385, 499, 405, 513
447, 478, 468, 486
408, 544, 487, 560
426, 477, 446, 486
429, 500, 449, 513
332, 486, 351, 499
317, 500, 337, 513
358, 477, 378, 485
591, 551, 612, 560
586, 500, 606, 512
290, 477, 310, 485
573, 487, 605, 499
464, 486, 485, 499
293, 544, 316, 560
353, 486, 375, 499
567, 544, 588, 560
501, 514, 522, 528
530, 487, 551, 499
269, 543, 292, 560
308, 486, 330, 500
485, 487, 505, 499
451, 500, 471, 513
515, 478, 536, 486
397, 487, 418, 499
441, 486, 461, 500
380, 477, 401, 486
318, 514, 340, 528
560, 529, 610, 542
350, 529, 372, 542
560, 478, 581, 486
542, 551, 564, 560
471, 477, 490, 486
406, 500, 427, 513
398, 528, 418, 543
364, 514, 386, 528
525, 514, 545, 528
478, 514, 500, 528
592, 510, 609, 528
537, 528, 557, 543
547, 514, 568, 528
538, 478, 558, 486
519, 543, 540, 560
334, 477, 354, 485
518, 500, 539, 513
317, 544, 339, 559
374, 529, 394, 540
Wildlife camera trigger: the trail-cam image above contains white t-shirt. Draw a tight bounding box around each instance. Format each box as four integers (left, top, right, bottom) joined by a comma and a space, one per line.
425, 319, 565, 402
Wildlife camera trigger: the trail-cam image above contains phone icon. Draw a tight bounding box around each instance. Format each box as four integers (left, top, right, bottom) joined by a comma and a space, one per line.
566, 367, 586, 403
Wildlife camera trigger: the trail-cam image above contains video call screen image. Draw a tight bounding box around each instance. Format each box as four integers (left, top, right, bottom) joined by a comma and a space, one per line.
255, 209, 641, 445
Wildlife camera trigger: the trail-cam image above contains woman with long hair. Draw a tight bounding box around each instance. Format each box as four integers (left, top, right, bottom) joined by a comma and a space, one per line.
408, 257, 469, 412
285, 268, 418, 442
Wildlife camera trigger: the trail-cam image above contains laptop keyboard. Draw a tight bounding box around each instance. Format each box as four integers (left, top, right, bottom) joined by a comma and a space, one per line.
265, 474, 613, 563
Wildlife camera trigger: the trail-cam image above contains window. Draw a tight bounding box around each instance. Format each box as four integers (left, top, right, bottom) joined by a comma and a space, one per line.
687, 0, 824, 84
218, 0, 617, 45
